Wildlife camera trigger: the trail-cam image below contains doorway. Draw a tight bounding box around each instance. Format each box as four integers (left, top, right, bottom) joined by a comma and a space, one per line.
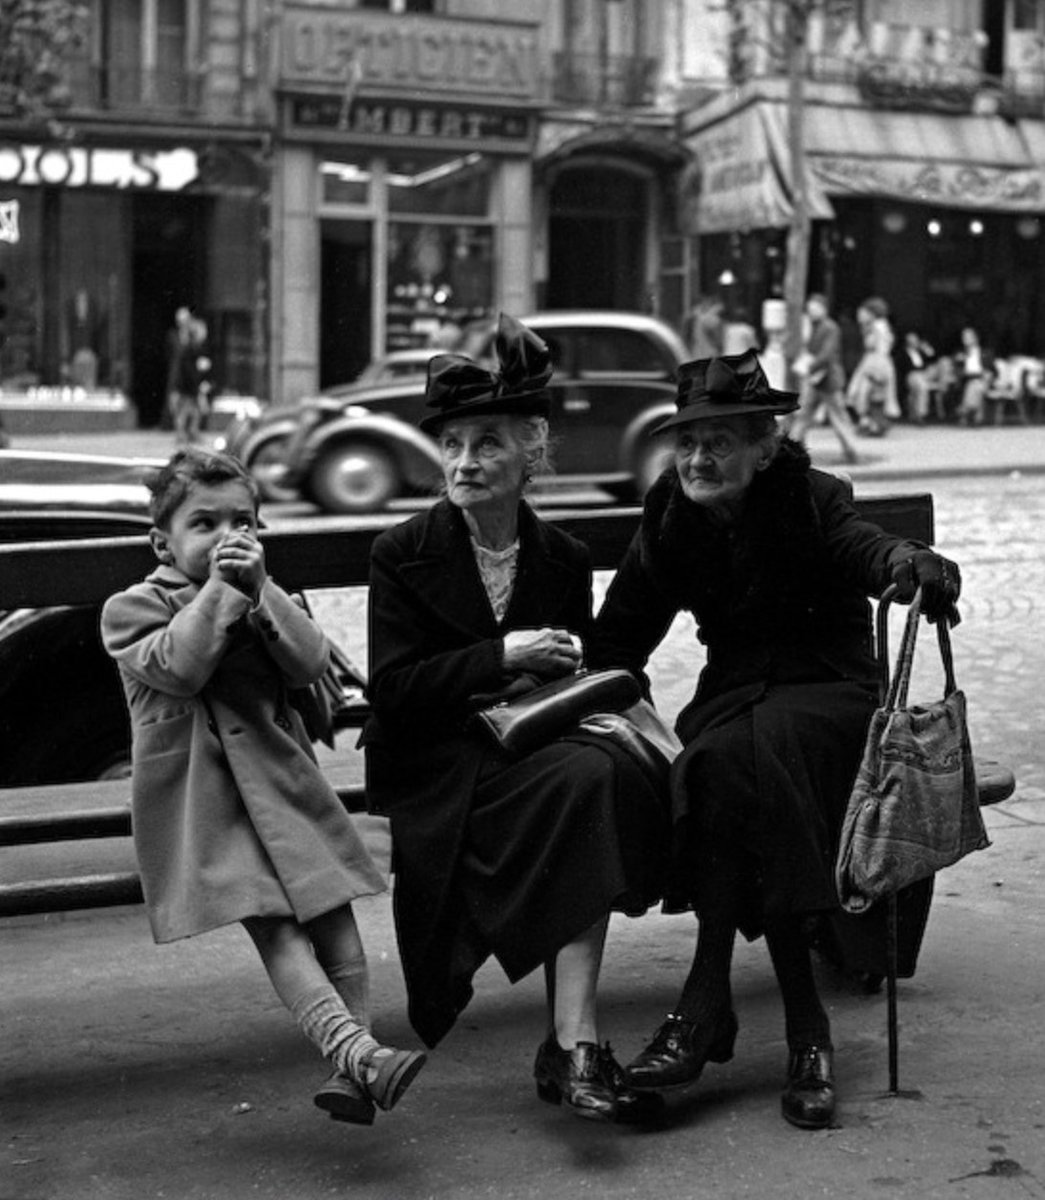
320, 220, 372, 389
546, 167, 647, 309
131, 195, 205, 427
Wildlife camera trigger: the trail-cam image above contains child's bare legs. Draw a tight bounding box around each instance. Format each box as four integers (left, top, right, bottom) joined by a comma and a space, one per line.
307, 905, 370, 1030
243, 913, 425, 1122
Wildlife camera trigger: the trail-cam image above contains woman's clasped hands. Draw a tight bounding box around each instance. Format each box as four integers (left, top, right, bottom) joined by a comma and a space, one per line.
502, 627, 583, 678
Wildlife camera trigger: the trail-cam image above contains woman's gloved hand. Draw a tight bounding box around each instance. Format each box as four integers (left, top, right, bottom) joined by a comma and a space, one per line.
891, 549, 962, 626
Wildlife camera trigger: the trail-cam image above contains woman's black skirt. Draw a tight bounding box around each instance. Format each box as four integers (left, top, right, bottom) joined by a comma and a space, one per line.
668, 679, 877, 937
460, 734, 670, 983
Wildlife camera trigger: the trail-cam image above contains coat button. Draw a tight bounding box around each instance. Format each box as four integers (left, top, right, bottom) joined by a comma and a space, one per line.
275, 714, 291, 731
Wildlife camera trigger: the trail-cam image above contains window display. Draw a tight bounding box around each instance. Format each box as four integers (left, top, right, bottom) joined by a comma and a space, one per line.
384, 152, 494, 350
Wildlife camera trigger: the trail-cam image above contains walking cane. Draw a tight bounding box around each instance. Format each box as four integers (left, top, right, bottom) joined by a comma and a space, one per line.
875, 586, 902, 1095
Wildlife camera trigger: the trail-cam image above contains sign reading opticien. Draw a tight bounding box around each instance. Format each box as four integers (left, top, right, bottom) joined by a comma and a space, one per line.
281, 7, 539, 99
0, 145, 199, 191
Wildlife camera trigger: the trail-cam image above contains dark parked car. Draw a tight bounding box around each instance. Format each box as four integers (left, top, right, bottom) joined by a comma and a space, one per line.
221, 311, 688, 513
0, 451, 159, 784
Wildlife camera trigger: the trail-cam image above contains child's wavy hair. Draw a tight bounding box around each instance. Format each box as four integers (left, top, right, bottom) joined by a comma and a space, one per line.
147, 447, 259, 529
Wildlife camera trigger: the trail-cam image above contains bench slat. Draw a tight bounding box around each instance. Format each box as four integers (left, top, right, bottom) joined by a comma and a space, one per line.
0, 872, 144, 917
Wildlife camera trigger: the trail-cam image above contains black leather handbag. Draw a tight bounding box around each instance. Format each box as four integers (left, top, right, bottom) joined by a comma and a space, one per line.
471, 668, 641, 758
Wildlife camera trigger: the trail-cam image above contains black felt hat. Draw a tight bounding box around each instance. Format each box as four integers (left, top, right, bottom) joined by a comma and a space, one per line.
653, 349, 799, 434
420, 313, 552, 435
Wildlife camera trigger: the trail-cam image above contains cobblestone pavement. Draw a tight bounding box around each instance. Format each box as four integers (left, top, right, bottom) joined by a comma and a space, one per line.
309, 472, 1044, 804
6, 467, 1044, 1200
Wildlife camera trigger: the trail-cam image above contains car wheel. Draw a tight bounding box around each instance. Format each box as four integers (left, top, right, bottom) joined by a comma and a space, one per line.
247, 434, 298, 503
634, 438, 675, 497
309, 442, 400, 514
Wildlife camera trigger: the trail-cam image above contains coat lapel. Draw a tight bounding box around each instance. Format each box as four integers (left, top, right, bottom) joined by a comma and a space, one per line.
398, 501, 499, 637
396, 499, 579, 636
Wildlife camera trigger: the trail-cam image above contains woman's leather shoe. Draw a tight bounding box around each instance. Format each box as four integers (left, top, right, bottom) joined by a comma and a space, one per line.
599, 1044, 665, 1124
534, 1036, 617, 1122
625, 1010, 738, 1090
781, 1045, 835, 1129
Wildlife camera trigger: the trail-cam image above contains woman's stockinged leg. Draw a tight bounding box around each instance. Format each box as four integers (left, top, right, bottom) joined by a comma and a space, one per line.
551, 916, 607, 1048
534, 916, 663, 1123
625, 859, 742, 1091
764, 913, 836, 1130
763, 914, 830, 1050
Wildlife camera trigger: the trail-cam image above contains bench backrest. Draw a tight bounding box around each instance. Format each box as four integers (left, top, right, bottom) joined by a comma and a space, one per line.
0, 495, 933, 610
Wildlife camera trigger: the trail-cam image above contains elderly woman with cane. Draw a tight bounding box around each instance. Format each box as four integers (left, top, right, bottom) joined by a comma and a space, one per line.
362, 314, 669, 1124
589, 349, 961, 1128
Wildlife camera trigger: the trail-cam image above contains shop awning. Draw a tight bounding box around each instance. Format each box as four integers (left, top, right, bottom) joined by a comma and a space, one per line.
683, 98, 1045, 232
802, 104, 1045, 211
680, 102, 834, 234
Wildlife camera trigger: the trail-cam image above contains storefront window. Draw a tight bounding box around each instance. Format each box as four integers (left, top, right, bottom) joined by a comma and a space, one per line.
387, 152, 491, 217
321, 162, 371, 207
384, 151, 494, 351
0, 187, 132, 395
386, 221, 494, 350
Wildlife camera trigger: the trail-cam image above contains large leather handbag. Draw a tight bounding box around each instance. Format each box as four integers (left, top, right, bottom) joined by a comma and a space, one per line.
471, 668, 641, 758
835, 590, 989, 914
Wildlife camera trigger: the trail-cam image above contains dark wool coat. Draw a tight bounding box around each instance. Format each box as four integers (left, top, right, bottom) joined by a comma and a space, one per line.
364, 499, 668, 1046
589, 440, 922, 930
102, 569, 385, 943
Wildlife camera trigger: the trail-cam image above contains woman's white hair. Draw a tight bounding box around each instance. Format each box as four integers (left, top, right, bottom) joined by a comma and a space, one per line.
511, 414, 553, 481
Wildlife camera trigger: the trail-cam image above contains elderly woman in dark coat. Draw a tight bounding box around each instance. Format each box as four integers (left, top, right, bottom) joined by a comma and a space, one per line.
362, 315, 669, 1124
588, 349, 961, 1129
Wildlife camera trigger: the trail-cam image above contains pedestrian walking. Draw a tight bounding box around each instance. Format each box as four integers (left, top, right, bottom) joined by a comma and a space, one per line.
169, 316, 215, 445
788, 293, 862, 464
101, 448, 426, 1126
847, 297, 899, 437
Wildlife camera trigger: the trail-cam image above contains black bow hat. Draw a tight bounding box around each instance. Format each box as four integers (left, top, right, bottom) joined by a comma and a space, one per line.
653, 349, 799, 434
420, 313, 552, 434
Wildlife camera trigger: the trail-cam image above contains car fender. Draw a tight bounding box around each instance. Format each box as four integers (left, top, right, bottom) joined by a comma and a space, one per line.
618, 394, 677, 472
299, 409, 442, 490
234, 416, 302, 466
0, 605, 132, 784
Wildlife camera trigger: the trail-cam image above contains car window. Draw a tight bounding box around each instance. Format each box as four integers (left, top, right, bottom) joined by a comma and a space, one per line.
576, 329, 668, 377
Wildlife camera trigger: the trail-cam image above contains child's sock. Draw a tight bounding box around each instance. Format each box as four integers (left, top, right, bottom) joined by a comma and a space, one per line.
326, 959, 371, 1031
291, 984, 380, 1084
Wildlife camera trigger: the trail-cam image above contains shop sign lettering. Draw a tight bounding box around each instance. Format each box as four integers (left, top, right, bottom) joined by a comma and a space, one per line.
0, 145, 199, 191
291, 97, 530, 143
282, 8, 538, 99
814, 156, 1045, 210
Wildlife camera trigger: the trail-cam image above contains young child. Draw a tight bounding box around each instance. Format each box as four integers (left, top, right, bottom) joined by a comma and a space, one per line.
101, 447, 424, 1125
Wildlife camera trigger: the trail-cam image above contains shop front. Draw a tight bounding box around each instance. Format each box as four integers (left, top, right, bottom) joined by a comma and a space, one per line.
272, 5, 540, 405
0, 138, 266, 430
681, 94, 1045, 359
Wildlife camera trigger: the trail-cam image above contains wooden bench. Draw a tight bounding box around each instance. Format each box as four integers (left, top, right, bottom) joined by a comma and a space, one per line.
0, 495, 1014, 919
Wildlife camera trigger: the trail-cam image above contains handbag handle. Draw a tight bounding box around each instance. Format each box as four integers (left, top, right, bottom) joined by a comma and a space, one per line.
883, 587, 958, 712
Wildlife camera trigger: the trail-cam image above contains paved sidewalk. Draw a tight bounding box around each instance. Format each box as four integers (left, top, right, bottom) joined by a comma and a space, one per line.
10, 420, 1045, 485
3, 795, 1044, 1200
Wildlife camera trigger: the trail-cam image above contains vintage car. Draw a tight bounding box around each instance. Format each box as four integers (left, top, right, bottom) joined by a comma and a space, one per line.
0, 450, 159, 784
221, 311, 688, 513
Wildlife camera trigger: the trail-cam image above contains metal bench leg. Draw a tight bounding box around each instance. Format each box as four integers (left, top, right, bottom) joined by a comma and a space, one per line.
887, 892, 899, 1094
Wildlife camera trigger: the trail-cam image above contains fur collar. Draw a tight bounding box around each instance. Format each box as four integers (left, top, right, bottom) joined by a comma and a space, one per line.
640, 438, 823, 622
